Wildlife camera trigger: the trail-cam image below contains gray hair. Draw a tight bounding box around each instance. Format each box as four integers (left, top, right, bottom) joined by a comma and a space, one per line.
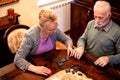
94, 1, 111, 15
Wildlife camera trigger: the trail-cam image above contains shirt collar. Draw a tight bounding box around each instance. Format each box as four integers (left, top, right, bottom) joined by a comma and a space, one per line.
94, 20, 112, 32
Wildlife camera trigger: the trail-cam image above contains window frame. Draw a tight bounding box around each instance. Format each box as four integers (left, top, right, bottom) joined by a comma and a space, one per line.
37, 0, 59, 6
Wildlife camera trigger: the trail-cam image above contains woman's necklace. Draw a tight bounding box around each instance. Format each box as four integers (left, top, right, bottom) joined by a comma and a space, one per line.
40, 32, 48, 41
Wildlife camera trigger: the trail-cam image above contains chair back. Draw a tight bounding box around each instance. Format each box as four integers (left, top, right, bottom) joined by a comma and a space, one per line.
3, 24, 30, 54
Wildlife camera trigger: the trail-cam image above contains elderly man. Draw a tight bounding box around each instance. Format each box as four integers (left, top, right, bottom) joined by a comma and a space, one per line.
68, 0, 120, 68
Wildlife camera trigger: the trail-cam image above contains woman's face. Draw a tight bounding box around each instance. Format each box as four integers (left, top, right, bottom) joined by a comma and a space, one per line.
44, 21, 58, 35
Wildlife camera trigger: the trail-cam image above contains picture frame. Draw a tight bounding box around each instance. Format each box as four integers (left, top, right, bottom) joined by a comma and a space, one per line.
0, 0, 19, 6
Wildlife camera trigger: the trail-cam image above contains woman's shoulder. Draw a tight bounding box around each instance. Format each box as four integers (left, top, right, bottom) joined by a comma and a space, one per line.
26, 24, 40, 35
56, 28, 63, 33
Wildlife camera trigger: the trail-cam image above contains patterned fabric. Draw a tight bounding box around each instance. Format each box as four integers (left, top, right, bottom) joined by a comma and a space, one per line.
8, 29, 27, 54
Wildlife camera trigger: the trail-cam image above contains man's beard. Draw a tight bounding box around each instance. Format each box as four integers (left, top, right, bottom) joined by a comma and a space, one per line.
96, 17, 110, 28
96, 20, 109, 28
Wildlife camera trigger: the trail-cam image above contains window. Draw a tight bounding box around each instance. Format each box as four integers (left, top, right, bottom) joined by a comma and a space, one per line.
37, 0, 59, 6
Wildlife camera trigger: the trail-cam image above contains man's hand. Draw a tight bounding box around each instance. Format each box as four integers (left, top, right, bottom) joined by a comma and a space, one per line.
94, 56, 109, 67
72, 47, 85, 59
68, 47, 85, 60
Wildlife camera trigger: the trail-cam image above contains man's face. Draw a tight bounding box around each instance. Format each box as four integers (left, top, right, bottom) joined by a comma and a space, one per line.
94, 9, 111, 28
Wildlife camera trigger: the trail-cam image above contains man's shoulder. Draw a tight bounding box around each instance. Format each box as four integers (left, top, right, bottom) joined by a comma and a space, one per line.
88, 20, 95, 24
112, 21, 120, 28
112, 21, 120, 31
86, 20, 96, 28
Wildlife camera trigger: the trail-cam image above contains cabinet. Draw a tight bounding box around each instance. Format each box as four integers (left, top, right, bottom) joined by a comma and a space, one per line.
70, 0, 120, 46
0, 13, 20, 39
0, 13, 20, 30
0, 13, 20, 68
70, 1, 93, 46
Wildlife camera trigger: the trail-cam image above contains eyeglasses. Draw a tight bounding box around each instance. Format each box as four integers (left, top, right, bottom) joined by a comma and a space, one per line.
46, 28, 57, 33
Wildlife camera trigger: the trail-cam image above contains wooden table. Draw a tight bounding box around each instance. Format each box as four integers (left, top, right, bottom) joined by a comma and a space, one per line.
0, 50, 120, 80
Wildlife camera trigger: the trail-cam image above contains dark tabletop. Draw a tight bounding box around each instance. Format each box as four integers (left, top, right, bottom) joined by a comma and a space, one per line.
0, 50, 120, 80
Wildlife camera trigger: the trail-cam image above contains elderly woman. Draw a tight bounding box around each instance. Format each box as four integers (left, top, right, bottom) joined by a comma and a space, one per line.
14, 9, 73, 76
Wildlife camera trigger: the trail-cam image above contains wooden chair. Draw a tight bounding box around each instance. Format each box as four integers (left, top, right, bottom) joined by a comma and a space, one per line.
3, 24, 29, 54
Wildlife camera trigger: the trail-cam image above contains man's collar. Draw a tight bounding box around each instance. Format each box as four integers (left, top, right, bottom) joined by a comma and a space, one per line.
94, 20, 112, 32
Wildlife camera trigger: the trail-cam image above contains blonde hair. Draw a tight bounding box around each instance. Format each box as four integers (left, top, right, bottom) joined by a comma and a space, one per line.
94, 1, 111, 15
39, 9, 58, 27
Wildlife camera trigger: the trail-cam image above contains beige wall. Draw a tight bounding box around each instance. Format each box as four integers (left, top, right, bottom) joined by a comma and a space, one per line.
0, 0, 64, 27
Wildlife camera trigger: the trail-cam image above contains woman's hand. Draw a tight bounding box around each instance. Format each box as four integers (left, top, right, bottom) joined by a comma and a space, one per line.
67, 45, 74, 57
28, 65, 52, 76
